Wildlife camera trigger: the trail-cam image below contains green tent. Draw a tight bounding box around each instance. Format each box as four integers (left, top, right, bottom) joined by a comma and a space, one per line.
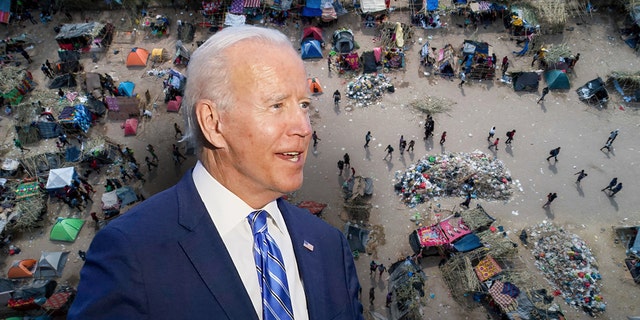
50, 218, 85, 242
544, 70, 570, 90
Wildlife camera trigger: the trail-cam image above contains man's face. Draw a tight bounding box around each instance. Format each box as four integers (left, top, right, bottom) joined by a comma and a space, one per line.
212, 41, 312, 206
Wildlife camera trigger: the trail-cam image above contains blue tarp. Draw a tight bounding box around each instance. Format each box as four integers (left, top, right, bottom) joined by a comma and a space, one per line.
58, 105, 93, 133
302, 0, 322, 16
65, 146, 82, 162
453, 233, 483, 252
427, 0, 438, 11
116, 186, 138, 206
301, 39, 323, 59
118, 81, 135, 97
36, 122, 62, 139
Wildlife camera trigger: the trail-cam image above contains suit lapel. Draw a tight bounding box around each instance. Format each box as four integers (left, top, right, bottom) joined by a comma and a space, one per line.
176, 173, 258, 320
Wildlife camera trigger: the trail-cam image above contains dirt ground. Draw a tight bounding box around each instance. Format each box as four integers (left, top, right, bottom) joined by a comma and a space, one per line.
2, 3, 640, 319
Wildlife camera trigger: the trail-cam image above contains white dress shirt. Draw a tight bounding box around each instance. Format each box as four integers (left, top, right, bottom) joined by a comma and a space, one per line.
192, 161, 309, 319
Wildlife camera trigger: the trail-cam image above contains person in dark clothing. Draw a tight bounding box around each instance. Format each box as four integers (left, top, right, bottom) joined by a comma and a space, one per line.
79, 250, 87, 261
546, 147, 561, 162
41, 64, 54, 79
337, 160, 344, 175
174, 122, 183, 139
20, 49, 33, 63
609, 183, 623, 197
537, 87, 550, 103
602, 177, 618, 192
58, 133, 70, 146
600, 140, 612, 152
343, 153, 350, 168
145, 156, 158, 171
407, 140, 415, 152
399, 136, 406, 155
364, 131, 372, 148
439, 131, 447, 145
383, 145, 394, 160
574, 170, 588, 184
312, 131, 320, 148
58, 88, 65, 98
369, 287, 375, 305
505, 130, 516, 144
369, 260, 378, 275
542, 192, 557, 208
333, 90, 341, 106
606, 129, 619, 145
460, 192, 472, 208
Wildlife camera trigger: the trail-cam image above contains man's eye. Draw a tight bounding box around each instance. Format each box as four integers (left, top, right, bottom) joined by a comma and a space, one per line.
271, 103, 283, 109
300, 102, 310, 109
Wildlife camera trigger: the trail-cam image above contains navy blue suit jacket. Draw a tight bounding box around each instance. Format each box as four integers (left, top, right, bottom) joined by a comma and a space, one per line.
69, 171, 363, 319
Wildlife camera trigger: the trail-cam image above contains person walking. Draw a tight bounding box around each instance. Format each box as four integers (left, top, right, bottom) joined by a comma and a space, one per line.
407, 140, 415, 153
327, 56, 332, 72
487, 126, 496, 141
58, 133, 70, 147
609, 183, 623, 197
41, 64, 54, 79
364, 131, 372, 148
537, 87, 550, 104
350, 166, 356, 178
343, 153, 350, 168
145, 156, 158, 171
570, 53, 580, 69
488, 138, 499, 150
378, 264, 386, 279
546, 147, 561, 162
399, 135, 406, 155
172, 144, 186, 164
542, 192, 557, 208
369, 260, 378, 275
58, 88, 65, 99
337, 160, 344, 176
46, 59, 53, 72
312, 131, 320, 148
600, 140, 612, 152
174, 123, 183, 139
602, 177, 618, 192
146, 144, 159, 162
460, 192, 472, 208
439, 131, 447, 145
606, 129, 619, 145
119, 165, 132, 181
458, 72, 466, 88
501, 60, 509, 76
505, 130, 516, 144
369, 287, 375, 305
383, 145, 394, 160
333, 89, 341, 107
574, 170, 588, 184
19, 48, 33, 64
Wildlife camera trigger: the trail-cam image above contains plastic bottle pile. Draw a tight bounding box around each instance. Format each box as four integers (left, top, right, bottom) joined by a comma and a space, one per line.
528, 221, 606, 316
346, 73, 393, 107
393, 151, 514, 208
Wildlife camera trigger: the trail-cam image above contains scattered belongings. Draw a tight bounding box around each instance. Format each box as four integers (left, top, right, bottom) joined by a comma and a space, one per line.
346, 73, 394, 107
613, 225, 640, 284
576, 77, 609, 107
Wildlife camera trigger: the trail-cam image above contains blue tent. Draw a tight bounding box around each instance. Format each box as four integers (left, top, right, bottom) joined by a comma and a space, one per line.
426, 0, 439, 11
302, 0, 322, 16
544, 70, 570, 90
301, 39, 323, 59
118, 81, 135, 97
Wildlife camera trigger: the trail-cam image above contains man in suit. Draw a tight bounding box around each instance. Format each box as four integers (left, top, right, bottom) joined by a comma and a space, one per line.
69, 26, 364, 319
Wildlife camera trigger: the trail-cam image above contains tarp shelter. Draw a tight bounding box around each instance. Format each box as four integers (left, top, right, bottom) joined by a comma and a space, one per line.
45, 167, 76, 191
7, 259, 37, 279
301, 39, 323, 59
36, 121, 63, 139
333, 29, 355, 53
126, 47, 149, 67
344, 224, 370, 253
544, 70, 570, 90
167, 96, 182, 112
116, 186, 138, 206
512, 72, 539, 92
302, 26, 324, 42
50, 217, 85, 242
302, 0, 322, 16
86, 96, 107, 116
101, 190, 120, 210
34, 252, 69, 279
118, 81, 135, 97
362, 51, 378, 74
58, 105, 93, 133
453, 233, 483, 252
576, 77, 609, 105
360, 0, 387, 13
48, 73, 77, 89
124, 118, 138, 136
55, 22, 108, 51
65, 145, 82, 162
308, 78, 323, 94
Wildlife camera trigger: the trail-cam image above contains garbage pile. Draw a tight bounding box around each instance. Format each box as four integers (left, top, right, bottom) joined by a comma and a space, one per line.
394, 151, 515, 208
346, 74, 393, 107
527, 221, 606, 317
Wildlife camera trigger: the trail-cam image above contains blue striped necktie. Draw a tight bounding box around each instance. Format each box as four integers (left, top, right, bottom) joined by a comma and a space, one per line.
248, 210, 294, 320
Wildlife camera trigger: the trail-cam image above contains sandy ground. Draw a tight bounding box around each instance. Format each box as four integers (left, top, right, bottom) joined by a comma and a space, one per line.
2, 4, 640, 319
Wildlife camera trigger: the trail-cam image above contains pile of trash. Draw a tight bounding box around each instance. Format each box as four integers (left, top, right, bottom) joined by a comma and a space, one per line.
526, 221, 606, 317
346, 73, 393, 107
394, 151, 515, 208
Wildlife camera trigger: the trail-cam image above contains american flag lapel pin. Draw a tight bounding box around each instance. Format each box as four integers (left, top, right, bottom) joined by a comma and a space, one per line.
303, 240, 314, 252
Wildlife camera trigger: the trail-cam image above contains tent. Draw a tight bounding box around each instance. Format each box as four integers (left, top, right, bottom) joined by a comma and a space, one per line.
50, 217, 85, 242
302, 26, 324, 42
360, 0, 387, 13
512, 72, 539, 92
126, 47, 149, 67
167, 96, 182, 112
332, 29, 355, 54
48, 73, 77, 89
58, 105, 93, 133
45, 167, 76, 191
55, 22, 111, 51
7, 259, 37, 279
118, 81, 135, 97
34, 251, 69, 279
116, 186, 139, 206
302, 0, 322, 16
362, 51, 378, 74
150, 48, 169, 63
308, 78, 323, 95
301, 39, 323, 59
576, 77, 609, 105
544, 70, 570, 90
124, 118, 139, 136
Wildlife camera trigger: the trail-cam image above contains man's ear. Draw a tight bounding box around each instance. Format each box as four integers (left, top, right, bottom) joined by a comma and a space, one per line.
195, 99, 227, 148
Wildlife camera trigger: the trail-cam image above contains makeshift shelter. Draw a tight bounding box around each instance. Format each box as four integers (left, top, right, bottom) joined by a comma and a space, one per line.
302, 0, 322, 17
164, 69, 186, 102
58, 105, 93, 133
34, 251, 69, 279
150, 48, 169, 63
302, 26, 324, 43
167, 96, 183, 112
344, 223, 370, 253
308, 78, 323, 95
332, 29, 356, 54
436, 44, 457, 78
177, 22, 195, 42
388, 259, 427, 320
126, 47, 149, 67
337, 52, 360, 72
362, 51, 379, 74
301, 39, 323, 59
48, 73, 77, 89
116, 186, 138, 206
55, 22, 114, 51
544, 70, 570, 90
576, 77, 609, 106
124, 118, 138, 136
105, 96, 140, 121
461, 40, 495, 80
174, 40, 190, 66
45, 167, 76, 191
0, 69, 35, 105
382, 47, 405, 70
512, 72, 539, 92
50, 218, 85, 242
7, 259, 37, 279
360, 0, 387, 13
118, 81, 135, 97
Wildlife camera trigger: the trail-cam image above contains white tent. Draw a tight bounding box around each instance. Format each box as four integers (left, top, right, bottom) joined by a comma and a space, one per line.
34, 251, 69, 279
45, 167, 76, 190
360, 0, 386, 13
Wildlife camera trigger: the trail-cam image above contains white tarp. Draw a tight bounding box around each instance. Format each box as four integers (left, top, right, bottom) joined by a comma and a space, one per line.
360, 0, 386, 13
101, 190, 120, 210
45, 167, 76, 190
224, 13, 246, 27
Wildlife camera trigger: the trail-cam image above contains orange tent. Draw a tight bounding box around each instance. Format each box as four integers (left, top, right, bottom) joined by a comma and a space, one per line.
308, 78, 323, 95
126, 47, 149, 67
7, 259, 37, 279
